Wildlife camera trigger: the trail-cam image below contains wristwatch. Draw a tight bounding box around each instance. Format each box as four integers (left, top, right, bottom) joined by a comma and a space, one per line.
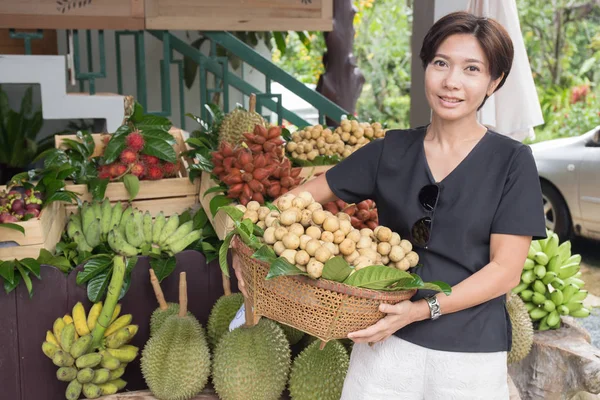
425, 295, 442, 320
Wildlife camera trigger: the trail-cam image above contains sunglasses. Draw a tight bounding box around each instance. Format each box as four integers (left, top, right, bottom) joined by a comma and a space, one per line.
411, 184, 440, 248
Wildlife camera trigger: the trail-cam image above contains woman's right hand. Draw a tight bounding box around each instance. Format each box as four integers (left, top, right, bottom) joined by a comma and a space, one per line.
232, 252, 248, 298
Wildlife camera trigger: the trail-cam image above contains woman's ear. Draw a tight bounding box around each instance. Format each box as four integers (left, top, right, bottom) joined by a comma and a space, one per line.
487, 73, 505, 97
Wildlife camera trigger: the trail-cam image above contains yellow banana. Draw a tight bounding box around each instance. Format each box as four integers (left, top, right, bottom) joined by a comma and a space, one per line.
46, 330, 60, 347
106, 345, 138, 363
60, 323, 76, 353
42, 341, 59, 359
72, 302, 90, 336
63, 314, 74, 325
104, 314, 132, 337
87, 301, 103, 331
109, 303, 122, 325
105, 325, 138, 349
53, 318, 66, 344
109, 378, 127, 390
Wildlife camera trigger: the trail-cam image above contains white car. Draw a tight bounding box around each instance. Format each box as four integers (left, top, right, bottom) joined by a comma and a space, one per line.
530, 126, 600, 241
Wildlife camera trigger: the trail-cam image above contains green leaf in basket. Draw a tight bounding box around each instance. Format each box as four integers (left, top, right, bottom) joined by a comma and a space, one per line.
136, 114, 173, 131
422, 281, 452, 296
103, 134, 126, 164
321, 256, 352, 282
123, 174, 140, 201
203, 185, 226, 198
141, 137, 177, 163
141, 129, 177, 145
216, 205, 244, 223
219, 231, 235, 278
265, 257, 308, 280
0, 223, 25, 234
130, 102, 145, 123
210, 195, 233, 218
343, 265, 413, 289
251, 245, 277, 264
252, 224, 265, 237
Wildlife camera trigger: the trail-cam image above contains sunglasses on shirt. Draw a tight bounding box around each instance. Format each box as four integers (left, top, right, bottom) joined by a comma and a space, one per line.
411, 184, 440, 248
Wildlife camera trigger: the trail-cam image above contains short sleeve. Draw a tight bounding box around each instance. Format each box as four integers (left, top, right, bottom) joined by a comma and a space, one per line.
325, 138, 384, 204
491, 145, 547, 240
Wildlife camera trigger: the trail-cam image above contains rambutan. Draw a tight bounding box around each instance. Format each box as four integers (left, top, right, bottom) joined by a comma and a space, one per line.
126, 131, 145, 152
162, 162, 179, 177
147, 165, 163, 180
116, 163, 128, 176
142, 155, 160, 165
98, 165, 111, 180
120, 149, 138, 164
131, 162, 146, 178
108, 163, 121, 178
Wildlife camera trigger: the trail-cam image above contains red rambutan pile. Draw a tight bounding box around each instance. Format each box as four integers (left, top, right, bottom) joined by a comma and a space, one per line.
120, 149, 138, 164
131, 162, 146, 178
147, 165, 163, 180
162, 162, 178, 177
142, 155, 160, 165
126, 131, 145, 152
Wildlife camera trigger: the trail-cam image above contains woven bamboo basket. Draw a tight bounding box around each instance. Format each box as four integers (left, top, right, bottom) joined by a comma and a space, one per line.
232, 235, 417, 342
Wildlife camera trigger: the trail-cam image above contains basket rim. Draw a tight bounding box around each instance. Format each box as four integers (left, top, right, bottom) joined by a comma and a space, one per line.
232, 235, 417, 301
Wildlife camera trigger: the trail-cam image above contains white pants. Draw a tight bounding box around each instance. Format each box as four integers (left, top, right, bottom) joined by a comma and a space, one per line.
340, 336, 509, 400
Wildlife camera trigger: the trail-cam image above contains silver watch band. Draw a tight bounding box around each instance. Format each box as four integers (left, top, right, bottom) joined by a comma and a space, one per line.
425, 295, 442, 320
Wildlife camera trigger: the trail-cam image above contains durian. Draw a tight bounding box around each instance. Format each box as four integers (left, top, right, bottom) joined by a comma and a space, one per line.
207, 293, 244, 348
218, 94, 266, 146
213, 318, 291, 400
289, 340, 349, 400
507, 292, 534, 364
141, 272, 211, 400
277, 322, 304, 346
148, 268, 192, 336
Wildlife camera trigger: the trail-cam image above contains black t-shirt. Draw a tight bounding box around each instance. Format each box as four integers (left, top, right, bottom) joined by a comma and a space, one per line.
325, 125, 547, 353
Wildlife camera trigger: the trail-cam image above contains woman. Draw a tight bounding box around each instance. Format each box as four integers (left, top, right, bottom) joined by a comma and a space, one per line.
233, 11, 546, 399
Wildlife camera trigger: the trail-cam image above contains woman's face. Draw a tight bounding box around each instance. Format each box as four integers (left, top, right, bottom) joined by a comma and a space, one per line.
424, 33, 503, 123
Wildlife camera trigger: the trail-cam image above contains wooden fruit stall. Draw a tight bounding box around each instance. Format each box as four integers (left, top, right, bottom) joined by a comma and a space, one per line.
55, 128, 200, 217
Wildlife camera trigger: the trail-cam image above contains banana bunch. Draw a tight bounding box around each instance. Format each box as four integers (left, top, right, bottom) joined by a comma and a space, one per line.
41, 301, 139, 399
67, 199, 202, 257
512, 229, 590, 331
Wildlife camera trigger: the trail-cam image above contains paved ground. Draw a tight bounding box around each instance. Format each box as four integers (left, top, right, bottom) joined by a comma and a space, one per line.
572, 236, 600, 346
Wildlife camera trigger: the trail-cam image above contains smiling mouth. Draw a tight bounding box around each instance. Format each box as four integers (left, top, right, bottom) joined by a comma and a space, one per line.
438, 96, 463, 103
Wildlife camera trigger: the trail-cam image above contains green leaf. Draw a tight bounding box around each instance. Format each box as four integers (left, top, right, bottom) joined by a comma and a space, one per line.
203, 185, 226, 198
422, 281, 452, 296
193, 207, 208, 229
149, 257, 177, 282
44, 256, 71, 273
264, 202, 280, 212
217, 205, 244, 222
44, 191, 77, 206
578, 57, 596, 77
4, 272, 20, 294
76, 130, 95, 155
88, 178, 109, 202
219, 232, 235, 278
280, 128, 292, 142
210, 195, 233, 218
113, 124, 132, 138
16, 264, 33, 297
76, 255, 113, 285
0, 223, 25, 234
103, 135, 126, 164
36, 249, 54, 265
136, 115, 172, 131
20, 86, 32, 116
201, 241, 217, 253
252, 224, 264, 237
141, 137, 177, 163
266, 257, 307, 280
240, 219, 254, 236
123, 174, 140, 201
296, 31, 311, 51
141, 129, 176, 145
0, 260, 15, 284
130, 102, 145, 123
343, 265, 413, 289
86, 268, 112, 302
251, 244, 277, 264
19, 258, 41, 279
273, 32, 287, 54
321, 256, 352, 282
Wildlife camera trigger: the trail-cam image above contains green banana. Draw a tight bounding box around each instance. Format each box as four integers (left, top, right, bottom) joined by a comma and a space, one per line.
543, 299, 556, 313
544, 233, 559, 259
164, 220, 194, 247
564, 277, 585, 288
527, 244, 537, 260
65, 379, 83, 400
570, 308, 591, 318
563, 254, 582, 266
521, 270, 535, 285
56, 366, 78, 382
73, 232, 94, 253
523, 258, 535, 270
82, 383, 103, 399
60, 323, 76, 352
84, 218, 102, 249
77, 368, 95, 383
534, 252, 549, 266
558, 262, 580, 280
533, 280, 547, 295
81, 202, 96, 228
538, 315, 550, 331
534, 264, 547, 280
142, 211, 153, 245
532, 292, 546, 305
100, 199, 113, 236
551, 278, 565, 290
70, 334, 92, 359
152, 212, 166, 243
512, 282, 529, 294
125, 211, 145, 248
546, 310, 560, 327
529, 307, 549, 320
542, 271, 557, 285
118, 206, 134, 237
53, 350, 75, 367
561, 284, 580, 304
109, 202, 124, 229
566, 301, 584, 313
158, 214, 180, 246
558, 305, 570, 315
525, 302, 537, 312
108, 230, 139, 257
530, 240, 542, 254
556, 241, 571, 264
92, 201, 102, 220
520, 290, 534, 302
550, 289, 564, 306
92, 369, 111, 384
571, 290, 588, 302
76, 352, 102, 369
547, 255, 561, 274
167, 229, 202, 255
67, 214, 83, 239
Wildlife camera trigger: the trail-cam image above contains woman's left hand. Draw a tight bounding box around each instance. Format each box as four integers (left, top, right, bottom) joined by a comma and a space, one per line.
347, 300, 416, 344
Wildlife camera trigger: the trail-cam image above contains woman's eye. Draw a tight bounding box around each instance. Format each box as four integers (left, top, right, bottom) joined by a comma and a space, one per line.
466, 66, 480, 72
433, 60, 447, 67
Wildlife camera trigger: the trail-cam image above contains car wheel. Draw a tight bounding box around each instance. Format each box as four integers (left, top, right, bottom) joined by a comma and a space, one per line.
540, 180, 572, 241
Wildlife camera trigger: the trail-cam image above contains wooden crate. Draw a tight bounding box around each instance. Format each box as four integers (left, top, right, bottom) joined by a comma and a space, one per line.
0, 194, 66, 261
199, 171, 235, 241
56, 128, 200, 217
0, 0, 144, 30
145, 0, 333, 31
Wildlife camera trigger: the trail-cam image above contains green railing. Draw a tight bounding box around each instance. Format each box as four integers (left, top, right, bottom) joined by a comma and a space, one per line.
7, 29, 349, 129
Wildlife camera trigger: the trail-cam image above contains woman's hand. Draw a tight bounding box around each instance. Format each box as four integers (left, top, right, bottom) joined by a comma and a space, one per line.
347, 300, 420, 344
232, 252, 248, 298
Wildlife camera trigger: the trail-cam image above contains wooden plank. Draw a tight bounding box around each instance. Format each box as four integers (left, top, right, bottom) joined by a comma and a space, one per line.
16, 265, 69, 400
0, 285, 20, 400
0, 29, 57, 55
98, 389, 219, 399
146, 16, 332, 31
